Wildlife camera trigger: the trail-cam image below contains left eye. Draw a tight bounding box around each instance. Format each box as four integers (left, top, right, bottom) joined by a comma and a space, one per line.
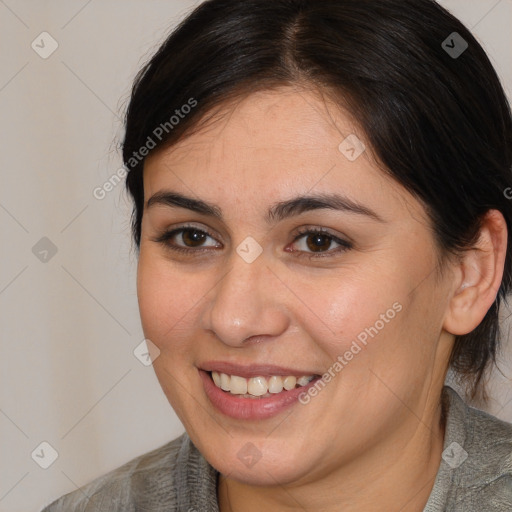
290, 230, 351, 255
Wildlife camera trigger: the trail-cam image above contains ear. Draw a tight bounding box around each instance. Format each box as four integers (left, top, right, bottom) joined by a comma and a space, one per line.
443, 210, 508, 336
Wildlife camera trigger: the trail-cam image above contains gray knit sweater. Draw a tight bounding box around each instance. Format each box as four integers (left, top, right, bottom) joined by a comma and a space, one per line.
41, 386, 512, 511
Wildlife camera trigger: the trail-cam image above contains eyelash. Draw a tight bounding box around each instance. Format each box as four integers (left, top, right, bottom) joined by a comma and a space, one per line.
152, 224, 353, 259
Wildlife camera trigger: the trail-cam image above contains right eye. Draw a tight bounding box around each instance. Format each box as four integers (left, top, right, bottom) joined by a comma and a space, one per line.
154, 226, 222, 254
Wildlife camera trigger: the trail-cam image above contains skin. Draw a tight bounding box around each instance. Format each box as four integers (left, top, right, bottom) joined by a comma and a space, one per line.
137, 87, 507, 511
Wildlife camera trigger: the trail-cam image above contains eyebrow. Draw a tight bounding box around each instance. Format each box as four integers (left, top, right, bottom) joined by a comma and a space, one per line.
146, 191, 384, 223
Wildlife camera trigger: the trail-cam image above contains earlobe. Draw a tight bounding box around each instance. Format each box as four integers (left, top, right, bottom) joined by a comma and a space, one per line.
443, 210, 507, 336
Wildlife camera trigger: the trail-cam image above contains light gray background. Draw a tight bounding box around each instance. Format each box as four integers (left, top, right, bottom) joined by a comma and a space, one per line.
0, 1, 511, 511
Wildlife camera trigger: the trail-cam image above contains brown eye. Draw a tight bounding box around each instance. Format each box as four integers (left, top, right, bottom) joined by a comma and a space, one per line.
290, 229, 352, 258
181, 229, 208, 247
305, 233, 333, 252
154, 226, 221, 253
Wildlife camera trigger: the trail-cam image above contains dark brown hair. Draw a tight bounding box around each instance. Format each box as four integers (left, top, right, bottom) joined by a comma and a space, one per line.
122, 0, 512, 399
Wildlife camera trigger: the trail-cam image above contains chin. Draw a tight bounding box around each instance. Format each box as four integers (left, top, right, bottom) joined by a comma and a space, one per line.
204, 439, 313, 486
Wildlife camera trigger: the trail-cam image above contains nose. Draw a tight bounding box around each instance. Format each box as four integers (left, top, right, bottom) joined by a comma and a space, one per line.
200, 251, 289, 347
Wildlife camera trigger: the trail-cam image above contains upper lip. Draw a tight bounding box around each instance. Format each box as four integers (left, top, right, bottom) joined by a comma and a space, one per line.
200, 361, 319, 378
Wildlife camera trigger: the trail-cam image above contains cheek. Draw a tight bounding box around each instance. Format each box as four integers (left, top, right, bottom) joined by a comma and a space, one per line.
292, 267, 434, 399
136, 251, 206, 349
291, 268, 408, 356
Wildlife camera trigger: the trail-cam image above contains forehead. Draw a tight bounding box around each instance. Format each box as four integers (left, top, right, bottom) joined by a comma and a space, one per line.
150, 89, 358, 164
143, 88, 423, 222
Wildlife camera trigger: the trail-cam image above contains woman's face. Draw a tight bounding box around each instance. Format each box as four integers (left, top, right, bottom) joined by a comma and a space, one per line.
138, 88, 455, 486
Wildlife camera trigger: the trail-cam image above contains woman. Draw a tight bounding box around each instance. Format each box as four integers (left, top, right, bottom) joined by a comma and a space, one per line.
43, 0, 512, 510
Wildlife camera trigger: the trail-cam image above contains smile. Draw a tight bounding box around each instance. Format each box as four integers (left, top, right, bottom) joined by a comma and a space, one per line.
211, 371, 315, 398
199, 367, 322, 420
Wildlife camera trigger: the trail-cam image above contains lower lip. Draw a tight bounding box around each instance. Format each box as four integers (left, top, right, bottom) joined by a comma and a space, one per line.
199, 370, 319, 420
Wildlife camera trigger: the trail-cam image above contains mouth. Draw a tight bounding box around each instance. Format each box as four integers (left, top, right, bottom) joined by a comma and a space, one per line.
209, 371, 319, 398
198, 364, 322, 420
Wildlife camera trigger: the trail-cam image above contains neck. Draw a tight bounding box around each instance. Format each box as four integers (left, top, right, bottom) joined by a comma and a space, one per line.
218, 393, 446, 512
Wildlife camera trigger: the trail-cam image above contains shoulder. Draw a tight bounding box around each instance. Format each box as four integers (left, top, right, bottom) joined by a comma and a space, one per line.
40, 433, 198, 512
443, 386, 512, 509
462, 393, 512, 496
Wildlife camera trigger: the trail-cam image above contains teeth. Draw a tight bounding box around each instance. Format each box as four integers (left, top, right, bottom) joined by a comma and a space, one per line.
247, 376, 267, 396
297, 376, 313, 386
210, 372, 315, 397
268, 376, 284, 393
220, 373, 230, 391
283, 376, 297, 390
229, 375, 248, 395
